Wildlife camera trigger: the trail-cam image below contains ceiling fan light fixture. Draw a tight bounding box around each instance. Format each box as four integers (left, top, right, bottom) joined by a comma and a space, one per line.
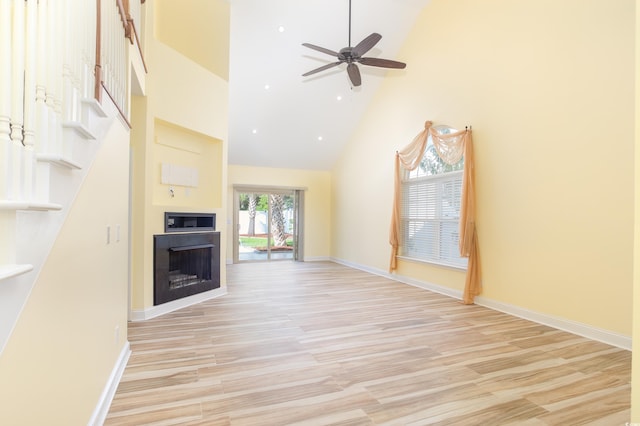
301, 0, 407, 87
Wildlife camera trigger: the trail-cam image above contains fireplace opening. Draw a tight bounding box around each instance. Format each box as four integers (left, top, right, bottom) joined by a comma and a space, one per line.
168, 244, 212, 290
154, 232, 220, 305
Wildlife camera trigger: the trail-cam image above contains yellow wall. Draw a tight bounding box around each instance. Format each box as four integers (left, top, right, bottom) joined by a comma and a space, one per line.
228, 165, 331, 262
152, 119, 223, 208
332, 0, 635, 335
0, 120, 131, 425
154, 0, 230, 81
631, 0, 640, 420
130, 0, 229, 311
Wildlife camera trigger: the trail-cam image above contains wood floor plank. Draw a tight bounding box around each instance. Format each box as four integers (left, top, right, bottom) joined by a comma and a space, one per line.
105, 261, 631, 425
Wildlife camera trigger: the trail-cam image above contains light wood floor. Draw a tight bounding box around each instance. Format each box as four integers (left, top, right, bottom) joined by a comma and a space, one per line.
105, 261, 631, 425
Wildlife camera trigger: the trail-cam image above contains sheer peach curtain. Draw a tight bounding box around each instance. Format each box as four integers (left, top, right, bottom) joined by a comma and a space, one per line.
389, 121, 481, 304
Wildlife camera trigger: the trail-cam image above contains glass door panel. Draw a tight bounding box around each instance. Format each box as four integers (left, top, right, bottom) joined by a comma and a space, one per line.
238, 192, 269, 261
236, 190, 298, 262
268, 193, 294, 260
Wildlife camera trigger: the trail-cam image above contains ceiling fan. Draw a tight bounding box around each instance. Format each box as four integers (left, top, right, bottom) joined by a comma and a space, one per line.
301, 0, 407, 87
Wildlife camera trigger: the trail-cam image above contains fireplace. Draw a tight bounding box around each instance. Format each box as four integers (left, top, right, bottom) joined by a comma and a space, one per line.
153, 231, 220, 305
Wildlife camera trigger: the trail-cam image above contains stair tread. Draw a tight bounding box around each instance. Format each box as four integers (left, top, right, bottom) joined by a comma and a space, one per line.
81, 97, 108, 118
0, 264, 34, 281
62, 120, 97, 140
36, 153, 82, 169
0, 200, 62, 211
0, 201, 29, 210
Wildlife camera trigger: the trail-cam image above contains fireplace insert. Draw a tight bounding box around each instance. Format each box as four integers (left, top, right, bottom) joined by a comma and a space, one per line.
153, 231, 220, 305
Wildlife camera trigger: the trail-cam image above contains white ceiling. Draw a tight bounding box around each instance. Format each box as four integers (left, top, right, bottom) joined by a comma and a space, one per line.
227, 0, 429, 170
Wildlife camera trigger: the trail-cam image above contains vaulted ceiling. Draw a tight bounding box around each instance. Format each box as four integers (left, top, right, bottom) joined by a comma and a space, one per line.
227, 0, 430, 170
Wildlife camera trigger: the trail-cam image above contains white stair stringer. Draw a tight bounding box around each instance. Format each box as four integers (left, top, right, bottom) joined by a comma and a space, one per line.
0, 91, 116, 355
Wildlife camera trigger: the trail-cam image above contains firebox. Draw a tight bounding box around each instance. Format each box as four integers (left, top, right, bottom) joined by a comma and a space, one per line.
153, 231, 220, 305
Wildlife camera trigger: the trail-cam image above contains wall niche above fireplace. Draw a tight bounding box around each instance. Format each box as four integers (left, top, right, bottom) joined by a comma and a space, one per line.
165, 212, 216, 233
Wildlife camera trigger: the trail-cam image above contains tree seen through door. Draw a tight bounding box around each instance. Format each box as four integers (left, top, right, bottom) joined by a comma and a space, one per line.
238, 192, 294, 261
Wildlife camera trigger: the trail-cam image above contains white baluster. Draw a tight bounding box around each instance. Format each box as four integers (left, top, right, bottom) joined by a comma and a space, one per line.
120, 21, 126, 115
62, 0, 73, 123
83, 2, 94, 101
45, 0, 59, 157
103, 0, 110, 99
11, 0, 24, 144
23, 0, 38, 201
33, 0, 50, 203
11, 0, 26, 200
54, 1, 66, 161
88, 0, 96, 100
0, 0, 13, 200
35, 0, 49, 156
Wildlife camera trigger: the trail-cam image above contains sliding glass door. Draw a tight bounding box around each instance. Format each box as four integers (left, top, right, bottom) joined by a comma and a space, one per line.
234, 188, 302, 262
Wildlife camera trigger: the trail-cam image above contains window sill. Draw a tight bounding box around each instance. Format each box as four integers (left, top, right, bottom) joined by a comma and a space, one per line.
397, 255, 467, 272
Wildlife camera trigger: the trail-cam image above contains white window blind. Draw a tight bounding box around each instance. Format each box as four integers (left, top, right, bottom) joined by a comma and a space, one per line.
400, 144, 468, 269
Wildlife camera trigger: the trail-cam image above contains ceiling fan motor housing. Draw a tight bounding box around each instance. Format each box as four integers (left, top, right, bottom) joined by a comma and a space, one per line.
339, 47, 357, 62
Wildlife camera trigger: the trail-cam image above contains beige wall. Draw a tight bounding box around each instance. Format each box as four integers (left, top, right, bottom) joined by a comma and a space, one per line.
130, 1, 229, 311
227, 165, 331, 262
332, 0, 634, 336
631, 0, 640, 420
0, 120, 131, 425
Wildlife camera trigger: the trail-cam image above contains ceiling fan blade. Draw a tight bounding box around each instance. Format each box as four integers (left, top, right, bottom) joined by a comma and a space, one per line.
302, 43, 340, 57
352, 33, 382, 57
347, 63, 361, 87
302, 61, 343, 77
360, 57, 407, 69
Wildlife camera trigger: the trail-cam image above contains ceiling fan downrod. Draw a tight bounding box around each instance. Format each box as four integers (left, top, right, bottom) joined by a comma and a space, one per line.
348, 0, 352, 47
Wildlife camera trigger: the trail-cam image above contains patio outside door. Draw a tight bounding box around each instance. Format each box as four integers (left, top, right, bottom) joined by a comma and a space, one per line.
234, 188, 302, 262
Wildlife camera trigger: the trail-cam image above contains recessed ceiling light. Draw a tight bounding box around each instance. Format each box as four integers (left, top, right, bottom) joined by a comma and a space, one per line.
318, 136, 323, 141
336, 95, 342, 101
278, 26, 285, 33
264, 84, 270, 90
252, 129, 258, 134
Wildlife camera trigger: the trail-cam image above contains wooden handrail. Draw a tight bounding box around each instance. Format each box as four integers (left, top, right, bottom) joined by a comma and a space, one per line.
129, 20, 148, 73
102, 81, 132, 129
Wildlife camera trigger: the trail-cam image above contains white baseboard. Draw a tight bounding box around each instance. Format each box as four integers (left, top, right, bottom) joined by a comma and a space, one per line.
475, 296, 632, 350
130, 287, 227, 322
330, 257, 631, 351
304, 256, 331, 262
88, 341, 131, 426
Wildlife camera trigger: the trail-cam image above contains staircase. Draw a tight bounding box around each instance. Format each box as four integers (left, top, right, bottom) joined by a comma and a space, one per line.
0, 0, 138, 354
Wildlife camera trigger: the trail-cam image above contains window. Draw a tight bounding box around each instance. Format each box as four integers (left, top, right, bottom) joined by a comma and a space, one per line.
400, 126, 468, 269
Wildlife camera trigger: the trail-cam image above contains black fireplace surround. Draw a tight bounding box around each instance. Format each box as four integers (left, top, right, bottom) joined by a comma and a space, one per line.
153, 231, 220, 305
